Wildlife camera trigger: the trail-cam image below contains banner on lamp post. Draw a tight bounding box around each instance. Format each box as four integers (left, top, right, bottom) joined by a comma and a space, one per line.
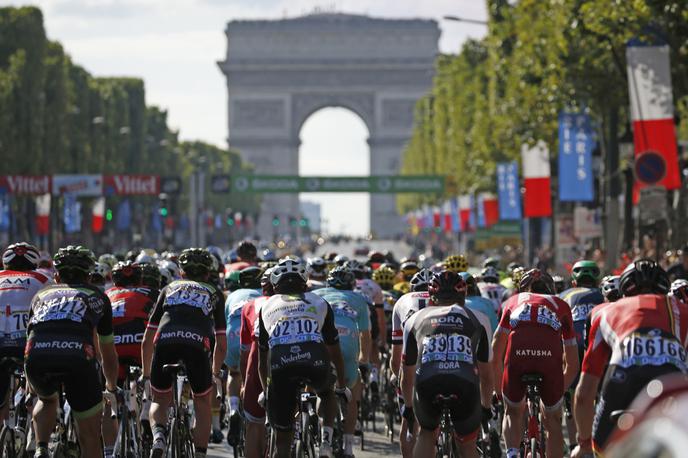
558, 112, 595, 202
497, 162, 522, 220
521, 141, 552, 218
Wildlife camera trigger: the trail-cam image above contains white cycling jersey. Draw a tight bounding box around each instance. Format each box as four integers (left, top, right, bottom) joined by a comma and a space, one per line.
0, 269, 50, 347
477, 281, 507, 314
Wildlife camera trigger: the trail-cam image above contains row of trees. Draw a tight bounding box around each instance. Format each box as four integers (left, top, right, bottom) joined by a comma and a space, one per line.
0, 6, 258, 247
398, 0, 688, 213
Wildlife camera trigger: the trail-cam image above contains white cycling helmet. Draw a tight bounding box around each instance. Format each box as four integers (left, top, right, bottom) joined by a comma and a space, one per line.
135, 251, 155, 265
307, 257, 327, 276
91, 262, 112, 280
159, 266, 173, 287
3, 242, 41, 270
270, 259, 307, 286
158, 259, 181, 280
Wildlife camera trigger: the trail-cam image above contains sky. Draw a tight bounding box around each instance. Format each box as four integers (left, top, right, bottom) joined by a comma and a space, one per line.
6, 0, 488, 236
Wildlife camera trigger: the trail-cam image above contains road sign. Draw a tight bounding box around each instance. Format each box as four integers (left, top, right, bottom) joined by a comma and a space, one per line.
634, 151, 666, 185
229, 175, 445, 193
211, 175, 231, 193
639, 185, 668, 224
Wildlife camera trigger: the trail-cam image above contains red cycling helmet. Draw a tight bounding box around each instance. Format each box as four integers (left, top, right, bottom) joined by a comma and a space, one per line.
519, 268, 555, 295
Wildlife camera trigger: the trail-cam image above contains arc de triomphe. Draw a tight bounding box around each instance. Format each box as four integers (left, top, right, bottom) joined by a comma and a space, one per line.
218, 13, 439, 238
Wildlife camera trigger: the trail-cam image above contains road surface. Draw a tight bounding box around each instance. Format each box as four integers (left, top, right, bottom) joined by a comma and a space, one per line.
208, 414, 402, 457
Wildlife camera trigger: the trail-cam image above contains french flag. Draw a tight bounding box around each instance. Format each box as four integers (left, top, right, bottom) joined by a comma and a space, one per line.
91, 197, 105, 233
459, 195, 473, 232
442, 200, 453, 233
35, 194, 50, 236
626, 39, 680, 194
480, 192, 499, 227
432, 206, 441, 228
521, 141, 552, 218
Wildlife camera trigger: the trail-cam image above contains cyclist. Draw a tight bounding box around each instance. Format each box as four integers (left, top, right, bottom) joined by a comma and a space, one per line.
600, 275, 621, 303
0, 243, 49, 421
225, 265, 262, 443
671, 279, 688, 304
394, 260, 420, 296
257, 258, 350, 458
90, 262, 113, 291
390, 268, 431, 458
552, 274, 567, 294
462, 272, 498, 337
443, 254, 468, 274
142, 248, 227, 458
477, 266, 507, 316
226, 240, 258, 273
572, 259, 688, 457
238, 268, 274, 458
26, 245, 119, 458
493, 268, 579, 458
400, 271, 493, 458
306, 256, 328, 291
313, 266, 372, 458
140, 263, 162, 292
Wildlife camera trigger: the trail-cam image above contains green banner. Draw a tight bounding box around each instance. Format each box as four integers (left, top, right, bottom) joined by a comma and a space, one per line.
229, 175, 444, 193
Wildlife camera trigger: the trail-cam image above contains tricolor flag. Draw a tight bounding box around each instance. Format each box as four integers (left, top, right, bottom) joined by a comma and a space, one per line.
459, 195, 474, 232
481, 192, 499, 227
626, 38, 680, 194
521, 141, 552, 218
432, 206, 441, 228
91, 197, 105, 234
35, 194, 50, 236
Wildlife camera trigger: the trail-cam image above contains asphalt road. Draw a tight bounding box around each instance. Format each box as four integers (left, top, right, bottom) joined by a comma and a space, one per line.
208, 413, 402, 457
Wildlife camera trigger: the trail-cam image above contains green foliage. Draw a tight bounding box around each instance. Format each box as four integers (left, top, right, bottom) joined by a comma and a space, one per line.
399, 0, 688, 213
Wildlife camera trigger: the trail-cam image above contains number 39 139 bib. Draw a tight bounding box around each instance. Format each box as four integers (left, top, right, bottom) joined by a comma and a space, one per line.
268, 316, 322, 348
421, 333, 473, 364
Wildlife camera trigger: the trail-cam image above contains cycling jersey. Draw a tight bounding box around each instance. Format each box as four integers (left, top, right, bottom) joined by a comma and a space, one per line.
240, 296, 269, 422
559, 286, 604, 361
391, 291, 430, 345
307, 279, 327, 291
148, 279, 226, 395
313, 287, 371, 386
356, 278, 383, 307
225, 288, 261, 368
465, 295, 499, 336
402, 304, 490, 437
0, 269, 49, 348
477, 281, 507, 314
583, 294, 688, 450
225, 261, 254, 274
498, 292, 576, 408
25, 283, 113, 416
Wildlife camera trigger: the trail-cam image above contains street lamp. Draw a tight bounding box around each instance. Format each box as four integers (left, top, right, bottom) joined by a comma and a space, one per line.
443, 15, 488, 26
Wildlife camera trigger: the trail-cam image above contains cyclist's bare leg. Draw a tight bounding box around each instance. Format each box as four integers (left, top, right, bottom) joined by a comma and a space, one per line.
150, 390, 172, 435
458, 438, 479, 458
398, 416, 416, 458
344, 380, 360, 435
274, 430, 294, 458
245, 420, 266, 458
543, 407, 564, 458
227, 368, 241, 409
317, 389, 336, 430
502, 399, 525, 451
102, 405, 118, 453
191, 391, 212, 449
32, 396, 58, 445
76, 411, 105, 457
412, 428, 437, 458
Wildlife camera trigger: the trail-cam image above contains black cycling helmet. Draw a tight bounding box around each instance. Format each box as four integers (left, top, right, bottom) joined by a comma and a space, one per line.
2, 242, 40, 270
239, 266, 263, 289
410, 268, 433, 292
519, 269, 555, 295
54, 245, 96, 281
140, 263, 161, 290
459, 272, 480, 296
429, 270, 467, 305
237, 240, 257, 261
178, 248, 213, 279
112, 261, 142, 287
619, 259, 669, 297
327, 266, 356, 290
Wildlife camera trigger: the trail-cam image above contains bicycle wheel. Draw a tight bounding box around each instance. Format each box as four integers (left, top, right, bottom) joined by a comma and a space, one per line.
0, 426, 16, 458
530, 437, 538, 458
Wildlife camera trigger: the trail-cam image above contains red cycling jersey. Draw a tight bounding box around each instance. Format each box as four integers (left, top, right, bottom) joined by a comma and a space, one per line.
240, 296, 269, 422
582, 294, 688, 377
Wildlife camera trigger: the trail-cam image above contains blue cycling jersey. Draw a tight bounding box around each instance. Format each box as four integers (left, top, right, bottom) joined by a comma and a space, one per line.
465, 295, 499, 336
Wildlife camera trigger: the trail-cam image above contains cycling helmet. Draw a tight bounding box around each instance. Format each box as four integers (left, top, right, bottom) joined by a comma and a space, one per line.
225, 270, 241, 292
334, 254, 349, 266
239, 266, 263, 289
372, 266, 396, 290
343, 260, 368, 279
3, 242, 40, 270
480, 266, 499, 283
552, 274, 566, 294
511, 267, 526, 291
178, 248, 213, 278
429, 271, 467, 304
506, 262, 522, 273
161, 251, 179, 264
443, 254, 468, 273
270, 258, 307, 292
400, 261, 420, 281
671, 279, 688, 303
140, 263, 161, 289
261, 267, 275, 296
519, 269, 555, 295
410, 268, 433, 292
600, 275, 621, 302
98, 253, 118, 269
619, 259, 669, 297
307, 257, 328, 277
38, 251, 53, 269
483, 257, 499, 269
571, 260, 601, 286
159, 267, 173, 287
237, 240, 257, 261
158, 259, 180, 280
459, 272, 480, 296
327, 266, 356, 290
53, 245, 96, 276
135, 251, 154, 265
112, 261, 142, 287
91, 262, 111, 281
367, 250, 385, 266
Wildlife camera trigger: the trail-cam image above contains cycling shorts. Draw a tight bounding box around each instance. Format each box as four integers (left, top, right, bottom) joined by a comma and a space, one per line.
413, 373, 480, 441
225, 315, 242, 368
0, 347, 23, 409
593, 363, 681, 451
25, 335, 102, 418
243, 341, 265, 423
115, 344, 142, 382
151, 343, 213, 396
266, 342, 332, 432
338, 334, 360, 388
502, 327, 564, 409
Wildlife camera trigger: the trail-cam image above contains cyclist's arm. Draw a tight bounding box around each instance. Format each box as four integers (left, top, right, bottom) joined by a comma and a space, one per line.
212, 292, 228, 376
375, 306, 386, 349
573, 372, 600, 452
257, 312, 269, 390
359, 330, 371, 365
475, 322, 493, 408
491, 330, 508, 389
391, 343, 402, 377
400, 323, 417, 403
322, 305, 346, 388
561, 304, 581, 389
96, 299, 118, 391
142, 290, 165, 378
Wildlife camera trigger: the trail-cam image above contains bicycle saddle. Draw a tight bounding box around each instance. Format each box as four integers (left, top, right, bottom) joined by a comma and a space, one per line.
521, 373, 544, 384
434, 394, 459, 404
163, 363, 187, 375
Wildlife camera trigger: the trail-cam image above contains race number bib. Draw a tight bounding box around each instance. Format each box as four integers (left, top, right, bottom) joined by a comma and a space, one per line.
32, 295, 88, 324
268, 316, 322, 348
421, 333, 473, 364
1, 309, 29, 338
111, 299, 126, 318
572, 304, 595, 322
166, 284, 212, 314
611, 333, 687, 371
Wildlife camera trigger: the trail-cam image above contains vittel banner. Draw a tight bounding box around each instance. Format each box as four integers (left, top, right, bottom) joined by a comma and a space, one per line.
0, 175, 51, 195
103, 175, 160, 196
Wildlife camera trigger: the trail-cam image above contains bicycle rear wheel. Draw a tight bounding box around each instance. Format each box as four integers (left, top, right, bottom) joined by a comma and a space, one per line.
0, 426, 16, 458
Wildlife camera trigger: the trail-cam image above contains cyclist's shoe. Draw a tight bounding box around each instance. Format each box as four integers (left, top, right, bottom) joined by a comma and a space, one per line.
227, 411, 241, 446
211, 428, 223, 444
150, 438, 166, 458
34, 447, 50, 458
319, 442, 333, 458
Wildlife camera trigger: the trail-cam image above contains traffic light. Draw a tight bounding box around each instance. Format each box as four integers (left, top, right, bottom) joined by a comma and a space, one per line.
299, 218, 307, 227
159, 206, 168, 217
272, 215, 280, 226
106, 208, 113, 222
158, 193, 169, 218
289, 217, 297, 227
226, 215, 235, 226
